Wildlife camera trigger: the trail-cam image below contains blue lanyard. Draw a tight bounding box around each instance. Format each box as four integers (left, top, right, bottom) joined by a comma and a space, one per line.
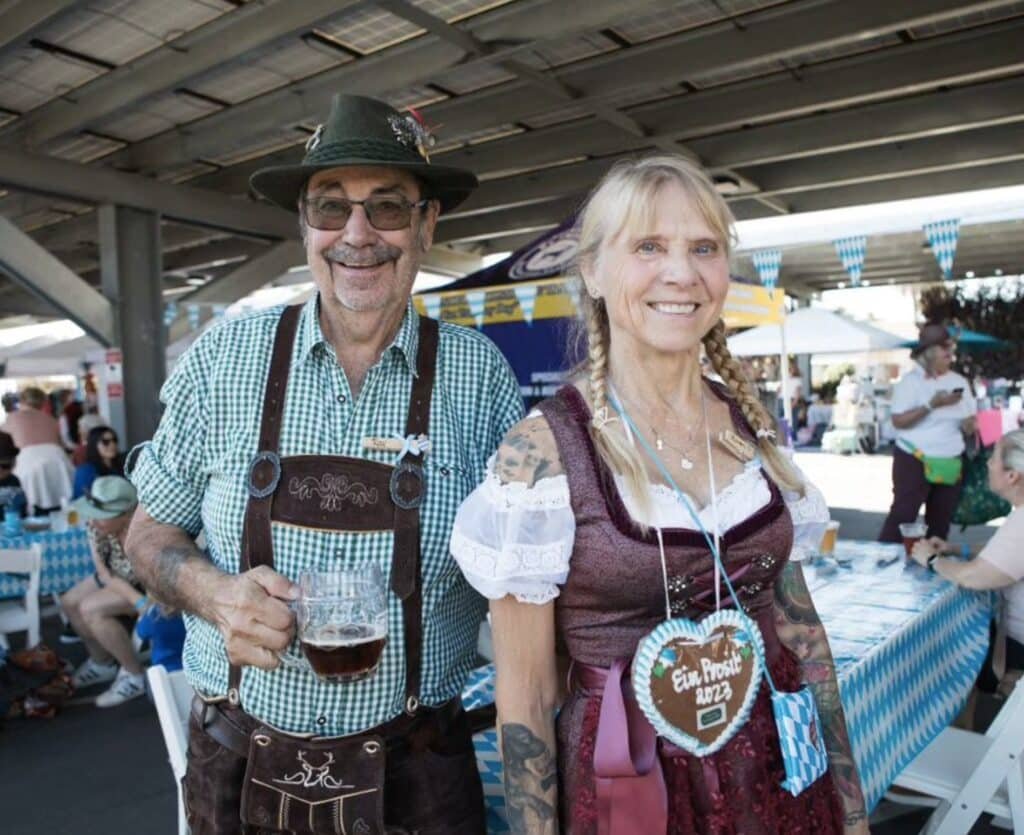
607, 391, 780, 694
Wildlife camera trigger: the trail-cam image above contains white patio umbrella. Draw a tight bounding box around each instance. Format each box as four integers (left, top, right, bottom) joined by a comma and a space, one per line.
727, 307, 907, 356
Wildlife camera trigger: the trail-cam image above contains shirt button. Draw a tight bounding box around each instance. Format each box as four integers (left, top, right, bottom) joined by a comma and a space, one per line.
336, 394, 347, 404
439, 466, 450, 477
317, 715, 327, 726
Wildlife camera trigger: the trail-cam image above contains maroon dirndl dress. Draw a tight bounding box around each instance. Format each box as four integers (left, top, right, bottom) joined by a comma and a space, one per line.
537, 385, 845, 835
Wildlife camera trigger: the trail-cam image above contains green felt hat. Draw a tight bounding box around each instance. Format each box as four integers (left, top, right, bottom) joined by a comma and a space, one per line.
250, 94, 477, 213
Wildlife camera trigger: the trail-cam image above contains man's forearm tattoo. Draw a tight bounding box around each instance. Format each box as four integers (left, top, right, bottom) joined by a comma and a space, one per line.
774, 564, 867, 825
149, 545, 208, 611
502, 723, 557, 833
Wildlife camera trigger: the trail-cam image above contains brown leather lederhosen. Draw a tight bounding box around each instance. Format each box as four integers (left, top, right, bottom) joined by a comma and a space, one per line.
186, 305, 486, 835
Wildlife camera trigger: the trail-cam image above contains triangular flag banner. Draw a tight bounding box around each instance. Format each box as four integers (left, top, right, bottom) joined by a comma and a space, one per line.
513, 285, 538, 325
923, 218, 960, 279
422, 295, 442, 320
186, 304, 200, 331
833, 236, 867, 287
465, 290, 486, 329
162, 302, 178, 327
752, 249, 782, 290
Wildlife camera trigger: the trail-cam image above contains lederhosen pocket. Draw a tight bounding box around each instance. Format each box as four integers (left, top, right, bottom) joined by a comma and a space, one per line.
240, 727, 386, 834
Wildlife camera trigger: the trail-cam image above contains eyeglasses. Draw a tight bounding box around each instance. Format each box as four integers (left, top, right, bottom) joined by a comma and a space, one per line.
301, 195, 428, 232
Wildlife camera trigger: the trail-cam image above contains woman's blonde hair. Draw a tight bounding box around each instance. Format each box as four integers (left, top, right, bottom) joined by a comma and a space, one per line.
1000, 429, 1024, 475
572, 154, 804, 501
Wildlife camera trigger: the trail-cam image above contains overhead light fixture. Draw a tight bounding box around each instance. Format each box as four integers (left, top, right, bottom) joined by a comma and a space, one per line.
837, 281, 846, 289
862, 280, 871, 287
888, 278, 895, 285
995, 268, 1003, 276
965, 270, 975, 278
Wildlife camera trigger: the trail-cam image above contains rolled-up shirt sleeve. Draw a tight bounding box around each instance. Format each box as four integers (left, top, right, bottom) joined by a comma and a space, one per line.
128, 331, 215, 536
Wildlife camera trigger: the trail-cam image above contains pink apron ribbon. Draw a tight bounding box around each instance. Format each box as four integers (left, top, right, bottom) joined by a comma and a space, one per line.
575, 658, 668, 835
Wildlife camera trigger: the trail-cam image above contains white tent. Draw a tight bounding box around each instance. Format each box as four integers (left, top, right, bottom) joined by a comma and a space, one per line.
4, 332, 202, 377
727, 307, 907, 356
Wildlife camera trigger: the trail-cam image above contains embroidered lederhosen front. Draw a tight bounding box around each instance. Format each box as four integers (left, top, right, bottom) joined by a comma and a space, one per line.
224, 304, 438, 834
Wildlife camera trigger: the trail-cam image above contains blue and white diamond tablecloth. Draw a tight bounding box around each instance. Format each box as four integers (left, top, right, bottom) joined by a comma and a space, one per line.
464, 540, 991, 832
0, 527, 93, 599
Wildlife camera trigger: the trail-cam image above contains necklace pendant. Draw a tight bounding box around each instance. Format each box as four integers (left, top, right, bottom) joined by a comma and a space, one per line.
656, 438, 664, 451
680, 456, 695, 471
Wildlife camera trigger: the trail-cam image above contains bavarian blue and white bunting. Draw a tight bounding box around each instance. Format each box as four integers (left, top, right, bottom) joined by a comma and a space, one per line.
752, 249, 782, 291
923, 219, 960, 279
422, 294, 442, 320
833, 236, 867, 287
162, 302, 178, 327
186, 304, 200, 331
513, 285, 538, 325
465, 290, 486, 329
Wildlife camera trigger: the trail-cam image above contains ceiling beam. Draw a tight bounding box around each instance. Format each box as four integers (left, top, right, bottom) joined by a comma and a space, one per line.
0, 0, 84, 55
422, 246, 483, 277
0, 147, 297, 239
103, 0, 701, 174
167, 240, 305, 341
740, 123, 1024, 197
4, 0, 365, 148
435, 195, 583, 244
435, 21, 1024, 178
0, 215, 113, 343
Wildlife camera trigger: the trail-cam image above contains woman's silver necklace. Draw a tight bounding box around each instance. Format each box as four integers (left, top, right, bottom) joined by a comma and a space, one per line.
624, 386, 706, 471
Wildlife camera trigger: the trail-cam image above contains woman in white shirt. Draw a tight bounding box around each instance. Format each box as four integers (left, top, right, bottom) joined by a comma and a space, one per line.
878, 322, 977, 543
452, 155, 867, 834
912, 428, 1024, 692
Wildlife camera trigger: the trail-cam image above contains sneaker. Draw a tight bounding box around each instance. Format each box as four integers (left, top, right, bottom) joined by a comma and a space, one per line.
71, 658, 119, 688
59, 624, 82, 645
95, 670, 146, 708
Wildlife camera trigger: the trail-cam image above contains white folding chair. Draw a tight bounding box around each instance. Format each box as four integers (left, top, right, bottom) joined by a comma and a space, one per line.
0, 545, 42, 649
147, 665, 194, 835
887, 679, 1024, 834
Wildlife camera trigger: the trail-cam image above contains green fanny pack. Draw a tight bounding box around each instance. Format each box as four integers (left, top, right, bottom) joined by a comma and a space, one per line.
898, 440, 963, 485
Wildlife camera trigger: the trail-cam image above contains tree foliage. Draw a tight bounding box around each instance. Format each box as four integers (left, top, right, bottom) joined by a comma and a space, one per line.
919, 280, 1024, 380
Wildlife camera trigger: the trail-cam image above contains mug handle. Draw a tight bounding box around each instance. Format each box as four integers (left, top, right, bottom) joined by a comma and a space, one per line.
276, 599, 307, 669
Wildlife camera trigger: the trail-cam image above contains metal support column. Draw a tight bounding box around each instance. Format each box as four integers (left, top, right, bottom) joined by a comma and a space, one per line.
98, 205, 165, 447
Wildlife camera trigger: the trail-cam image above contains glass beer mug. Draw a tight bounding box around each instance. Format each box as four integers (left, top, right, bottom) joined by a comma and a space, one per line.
280, 565, 388, 683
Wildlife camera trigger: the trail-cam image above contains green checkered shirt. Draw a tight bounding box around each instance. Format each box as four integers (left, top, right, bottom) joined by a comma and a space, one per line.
130, 295, 522, 735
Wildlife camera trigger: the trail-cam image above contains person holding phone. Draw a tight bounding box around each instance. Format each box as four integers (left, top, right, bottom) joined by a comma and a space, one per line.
879, 322, 977, 543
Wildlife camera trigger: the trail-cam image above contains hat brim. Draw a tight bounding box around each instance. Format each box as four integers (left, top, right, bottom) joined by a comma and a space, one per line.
250, 160, 478, 214
70, 495, 133, 521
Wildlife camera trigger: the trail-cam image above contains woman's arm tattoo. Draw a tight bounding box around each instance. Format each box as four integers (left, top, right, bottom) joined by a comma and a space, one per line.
774, 563, 867, 826
501, 723, 558, 834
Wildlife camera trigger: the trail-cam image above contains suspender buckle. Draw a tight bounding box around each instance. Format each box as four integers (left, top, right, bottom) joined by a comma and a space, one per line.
390, 460, 425, 510
405, 695, 420, 715
248, 451, 282, 499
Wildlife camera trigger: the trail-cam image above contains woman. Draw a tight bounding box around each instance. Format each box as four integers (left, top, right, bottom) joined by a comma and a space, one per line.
0, 386, 72, 515
60, 476, 148, 707
912, 428, 1024, 693
452, 156, 867, 834
72, 426, 125, 499
878, 323, 976, 543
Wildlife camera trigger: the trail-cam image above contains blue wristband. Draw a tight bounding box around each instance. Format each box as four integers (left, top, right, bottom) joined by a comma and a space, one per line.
960, 543, 971, 559
134, 596, 149, 612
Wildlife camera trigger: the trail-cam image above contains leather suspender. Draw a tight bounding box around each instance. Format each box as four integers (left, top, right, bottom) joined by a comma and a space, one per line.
229, 305, 439, 717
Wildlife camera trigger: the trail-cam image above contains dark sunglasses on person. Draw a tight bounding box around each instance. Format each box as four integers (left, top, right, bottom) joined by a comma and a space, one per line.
301, 194, 429, 232
99, 436, 117, 446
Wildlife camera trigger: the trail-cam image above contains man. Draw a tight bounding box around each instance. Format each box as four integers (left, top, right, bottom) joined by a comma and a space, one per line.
127, 94, 523, 835
879, 321, 977, 543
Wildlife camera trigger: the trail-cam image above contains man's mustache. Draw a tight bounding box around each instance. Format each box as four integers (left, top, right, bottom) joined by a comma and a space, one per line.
321, 243, 402, 266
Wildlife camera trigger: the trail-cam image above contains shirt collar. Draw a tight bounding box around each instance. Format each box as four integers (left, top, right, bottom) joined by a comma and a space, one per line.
296, 294, 420, 375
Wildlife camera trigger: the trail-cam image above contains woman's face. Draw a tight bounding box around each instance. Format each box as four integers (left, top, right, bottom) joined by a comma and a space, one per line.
97, 431, 118, 460
987, 440, 1020, 500
586, 181, 730, 359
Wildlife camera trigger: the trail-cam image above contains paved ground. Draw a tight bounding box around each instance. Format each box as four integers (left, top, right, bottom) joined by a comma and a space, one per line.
0, 451, 1010, 834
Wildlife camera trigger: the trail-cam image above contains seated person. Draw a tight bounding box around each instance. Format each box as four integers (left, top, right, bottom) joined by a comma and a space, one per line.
135, 604, 185, 673
60, 476, 148, 707
912, 428, 1024, 693
72, 426, 125, 499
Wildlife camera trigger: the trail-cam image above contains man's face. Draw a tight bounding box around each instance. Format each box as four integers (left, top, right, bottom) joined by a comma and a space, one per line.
302, 166, 439, 315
